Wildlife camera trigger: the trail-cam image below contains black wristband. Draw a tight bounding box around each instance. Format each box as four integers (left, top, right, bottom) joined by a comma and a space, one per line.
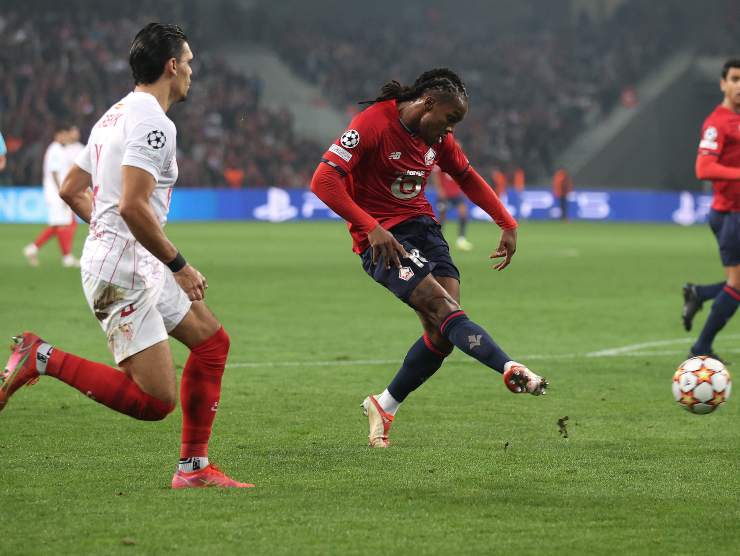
166, 251, 187, 273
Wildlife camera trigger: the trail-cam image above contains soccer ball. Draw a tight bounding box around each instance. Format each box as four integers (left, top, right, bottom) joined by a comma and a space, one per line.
672, 356, 731, 414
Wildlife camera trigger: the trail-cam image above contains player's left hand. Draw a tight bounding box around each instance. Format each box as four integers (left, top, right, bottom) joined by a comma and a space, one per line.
490, 227, 517, 271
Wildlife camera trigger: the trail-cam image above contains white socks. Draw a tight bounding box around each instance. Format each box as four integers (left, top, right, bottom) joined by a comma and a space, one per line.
376, 389, 400, 416
36, 343, 54, 375
178, 457, 209, 473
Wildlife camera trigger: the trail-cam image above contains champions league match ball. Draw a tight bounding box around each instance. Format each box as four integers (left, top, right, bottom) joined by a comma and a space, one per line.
672, 356, 732, 414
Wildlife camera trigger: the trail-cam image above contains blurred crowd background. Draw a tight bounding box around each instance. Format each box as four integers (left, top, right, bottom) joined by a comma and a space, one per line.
1, 0, 738, 188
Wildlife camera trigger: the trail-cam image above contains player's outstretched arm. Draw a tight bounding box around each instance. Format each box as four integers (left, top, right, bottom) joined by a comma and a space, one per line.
60, 164, 94, 223
120, 165, 206, 301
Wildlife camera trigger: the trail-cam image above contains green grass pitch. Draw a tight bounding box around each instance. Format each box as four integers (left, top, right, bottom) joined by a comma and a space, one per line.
1, 221, 738, 555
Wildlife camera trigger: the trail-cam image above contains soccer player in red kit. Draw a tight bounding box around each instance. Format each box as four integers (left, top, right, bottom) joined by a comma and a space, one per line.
431, 165, 473, 250
682, 59, 740, 360
1, 23, 252, 488
311, 69, 547, 448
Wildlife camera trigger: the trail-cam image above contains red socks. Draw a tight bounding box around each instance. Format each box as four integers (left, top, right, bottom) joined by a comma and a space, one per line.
58, 222, 77, 255
46, 349, 174, 421
179, 327, 230, 458
33, 223, 76, 255
34, 226, 58, 248
42, 325, 229, 447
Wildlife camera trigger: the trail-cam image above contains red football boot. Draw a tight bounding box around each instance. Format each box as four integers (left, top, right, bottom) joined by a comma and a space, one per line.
1, 332, 44, 411
171, 463, 255, 489
503, 361, 548, 396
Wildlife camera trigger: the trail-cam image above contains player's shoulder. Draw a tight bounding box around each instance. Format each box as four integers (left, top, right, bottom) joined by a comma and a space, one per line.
351, 100, 395, 128
126, 92, 174, 128
704, 105, 732, 127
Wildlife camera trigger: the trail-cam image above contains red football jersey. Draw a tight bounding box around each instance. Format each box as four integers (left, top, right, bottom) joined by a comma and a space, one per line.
432, 165, 463, 197
322, 99, 471, 253
698, 105, 740, 212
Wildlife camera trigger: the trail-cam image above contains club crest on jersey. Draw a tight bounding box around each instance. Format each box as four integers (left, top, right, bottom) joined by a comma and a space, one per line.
340, 129, 360, 149
146, 130, 167, 149
398, 266, 414, 281
424, 147, 437, 166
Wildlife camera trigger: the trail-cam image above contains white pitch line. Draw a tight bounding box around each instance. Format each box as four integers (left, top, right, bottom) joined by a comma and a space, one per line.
226, 342, 740, 369
585, 334, 740, 357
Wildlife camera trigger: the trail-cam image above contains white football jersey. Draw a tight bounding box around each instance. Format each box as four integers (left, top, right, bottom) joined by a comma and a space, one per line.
42, 141, 67, 202
65, 141, 84, 169
75, 91, 178, 289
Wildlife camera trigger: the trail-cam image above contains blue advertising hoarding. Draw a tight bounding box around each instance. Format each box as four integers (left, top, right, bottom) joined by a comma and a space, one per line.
0, 186, 714, 226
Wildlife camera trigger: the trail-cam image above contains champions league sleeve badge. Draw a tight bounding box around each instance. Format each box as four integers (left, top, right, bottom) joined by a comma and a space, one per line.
146, 130, 167, 150
340, 129, 360, 149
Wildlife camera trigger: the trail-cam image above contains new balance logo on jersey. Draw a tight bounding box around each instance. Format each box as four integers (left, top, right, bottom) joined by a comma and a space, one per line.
388, 152, 402, 160
468, 335, 482, 349
211, 401, 219, 412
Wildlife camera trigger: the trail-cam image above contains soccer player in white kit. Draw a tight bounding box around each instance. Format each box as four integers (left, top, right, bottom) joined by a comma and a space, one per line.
23, 122, 81, 267
1, 23, 252, 489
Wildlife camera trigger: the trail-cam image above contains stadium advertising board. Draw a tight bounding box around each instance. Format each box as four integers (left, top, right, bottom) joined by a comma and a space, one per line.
0, 187, 714, 225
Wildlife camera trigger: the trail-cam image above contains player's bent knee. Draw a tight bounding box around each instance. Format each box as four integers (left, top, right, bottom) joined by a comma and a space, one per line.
139, 398, 176, 421
214, 326, 231, 353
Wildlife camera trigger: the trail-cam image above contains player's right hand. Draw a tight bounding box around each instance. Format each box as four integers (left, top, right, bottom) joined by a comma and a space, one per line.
368, 225, 408, 269
173, 264, 207, 301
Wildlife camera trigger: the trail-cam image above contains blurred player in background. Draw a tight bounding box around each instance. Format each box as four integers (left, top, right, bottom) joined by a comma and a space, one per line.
552, 168, 573, 221
430, 164, 473, 250
65, 125, 84, 165
2, 23, 251, 489
0, 130, 7, 171
23, 122, 80, 267
311, 68, 547, 449
683, 59, 740, 360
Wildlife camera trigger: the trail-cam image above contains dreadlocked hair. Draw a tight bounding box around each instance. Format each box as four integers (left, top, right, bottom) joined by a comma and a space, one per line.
359, 68, 468, 106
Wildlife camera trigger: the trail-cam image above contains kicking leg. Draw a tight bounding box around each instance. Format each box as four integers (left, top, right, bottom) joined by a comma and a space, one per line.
409, 274, 547, 394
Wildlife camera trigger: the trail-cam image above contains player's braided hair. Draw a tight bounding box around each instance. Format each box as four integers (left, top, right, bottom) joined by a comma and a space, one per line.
359, 68, 468, 106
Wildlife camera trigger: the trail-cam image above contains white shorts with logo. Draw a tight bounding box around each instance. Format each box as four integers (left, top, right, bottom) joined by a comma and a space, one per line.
82, 269, 191, 364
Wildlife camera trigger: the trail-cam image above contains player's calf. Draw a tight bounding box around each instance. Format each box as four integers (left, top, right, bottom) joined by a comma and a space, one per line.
2, 332, 176, 420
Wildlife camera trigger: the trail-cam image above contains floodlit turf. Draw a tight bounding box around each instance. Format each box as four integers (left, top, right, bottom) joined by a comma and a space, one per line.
1, 220, 738, 555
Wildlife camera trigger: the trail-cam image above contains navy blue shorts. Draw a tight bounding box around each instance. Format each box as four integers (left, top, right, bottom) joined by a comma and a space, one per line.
709, 210, 740, 267
360, 216, 460, 304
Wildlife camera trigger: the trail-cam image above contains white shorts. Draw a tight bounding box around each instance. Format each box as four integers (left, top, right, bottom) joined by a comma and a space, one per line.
82, 269, 191, 364
47, 197, 74, 226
